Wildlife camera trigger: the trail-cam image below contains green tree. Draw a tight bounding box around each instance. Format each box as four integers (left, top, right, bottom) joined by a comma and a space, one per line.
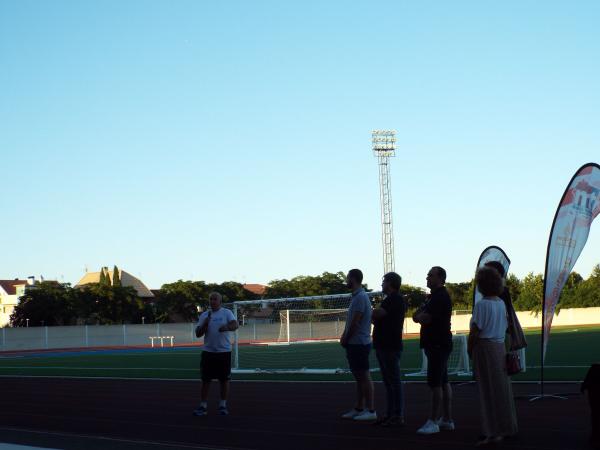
570, 265, 600, 308
506, 274, 522, 305
445, 281, 473, 310
205, 281, 259, 304
99, 268, 107, 286
400, 284, 427, 310
513, 272, 543, 312
75, 284, 144, 324
154, 280, 209, 322
112, 266, 121, 287
10, 282, 77, 326
265, 272, 350, 299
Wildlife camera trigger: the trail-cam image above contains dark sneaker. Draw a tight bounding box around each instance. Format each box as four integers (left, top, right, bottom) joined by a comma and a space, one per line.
372, 416, 390, 426
192, 406, 208, 416
218, 405, 229, 416
382, 416, 405, 427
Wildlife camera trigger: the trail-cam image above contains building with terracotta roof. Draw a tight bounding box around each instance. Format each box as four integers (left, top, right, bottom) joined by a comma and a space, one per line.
243, 283, 267, 297
75, 267, 154, 298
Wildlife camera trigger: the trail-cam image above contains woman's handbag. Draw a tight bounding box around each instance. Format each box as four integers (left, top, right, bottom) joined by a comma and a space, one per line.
506, 351, 522, 376
507, 304, 527, 351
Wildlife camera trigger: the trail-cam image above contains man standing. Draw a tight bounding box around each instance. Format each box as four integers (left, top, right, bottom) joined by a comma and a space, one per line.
193, 292, 238, 416
372, 272, 406, 426
340, 269, 376, 421
413, 266, 455, 434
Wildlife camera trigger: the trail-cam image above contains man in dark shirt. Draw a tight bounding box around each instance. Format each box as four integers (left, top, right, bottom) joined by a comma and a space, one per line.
413, 266, 454, 435
372, 272, 406, 427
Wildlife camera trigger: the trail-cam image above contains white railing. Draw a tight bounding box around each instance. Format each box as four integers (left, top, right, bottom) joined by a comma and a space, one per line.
0, 323, 199, 352
2, 306, 600, 354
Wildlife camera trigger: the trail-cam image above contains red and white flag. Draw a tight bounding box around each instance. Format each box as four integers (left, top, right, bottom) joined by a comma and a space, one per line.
543, 163, 600, 358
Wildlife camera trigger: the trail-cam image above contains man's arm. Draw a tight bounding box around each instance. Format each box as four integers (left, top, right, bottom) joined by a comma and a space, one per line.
195, 315, 210, 338
372, 307, 387, 321
412, 309, 432, 325
341, 311, 364, 345
467, 302, 482, 357
467, 323, 480, 357
219, 320, 239, 332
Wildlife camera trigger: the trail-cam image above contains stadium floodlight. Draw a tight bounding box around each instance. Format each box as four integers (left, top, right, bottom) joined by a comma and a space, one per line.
372, 130, 396, 274
372, 130, 396, 157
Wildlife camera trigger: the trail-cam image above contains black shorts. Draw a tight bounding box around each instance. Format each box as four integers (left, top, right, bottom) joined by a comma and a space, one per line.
345, 344, 371, 372
424, 347, 451, 388
200, 351, 232, 382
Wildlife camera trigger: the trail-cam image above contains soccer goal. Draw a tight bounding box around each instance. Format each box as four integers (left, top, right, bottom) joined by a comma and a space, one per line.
231, 292, 382, 374
277, 309, 348, 344
406, 334, 472, 377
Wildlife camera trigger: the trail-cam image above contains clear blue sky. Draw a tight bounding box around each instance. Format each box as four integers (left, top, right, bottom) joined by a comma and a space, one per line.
1, 1, 599, 291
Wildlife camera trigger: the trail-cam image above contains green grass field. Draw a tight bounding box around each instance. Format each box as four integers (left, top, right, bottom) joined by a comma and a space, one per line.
0, 325, 597, 382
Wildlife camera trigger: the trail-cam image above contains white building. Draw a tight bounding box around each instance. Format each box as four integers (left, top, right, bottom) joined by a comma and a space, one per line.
0, 279, 29, 327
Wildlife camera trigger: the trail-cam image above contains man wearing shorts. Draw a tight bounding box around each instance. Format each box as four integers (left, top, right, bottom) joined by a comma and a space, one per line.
193, 292, 238, 416
413, 266, 455, 434
340, 268, 376, 421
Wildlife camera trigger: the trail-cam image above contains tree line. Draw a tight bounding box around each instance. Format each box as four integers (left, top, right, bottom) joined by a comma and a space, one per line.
8, 266, 600, 327
443, 265, 600, 312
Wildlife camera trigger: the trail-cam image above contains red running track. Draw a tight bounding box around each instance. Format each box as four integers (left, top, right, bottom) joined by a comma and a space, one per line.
0, 377, 590, 450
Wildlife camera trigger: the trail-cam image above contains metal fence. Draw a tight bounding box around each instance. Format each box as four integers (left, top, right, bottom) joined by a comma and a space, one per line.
4, 306, 597, 353
0, 323, 199, 352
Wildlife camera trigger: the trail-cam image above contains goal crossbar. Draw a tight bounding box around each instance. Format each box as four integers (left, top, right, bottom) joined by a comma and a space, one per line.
232, 291, 382, 306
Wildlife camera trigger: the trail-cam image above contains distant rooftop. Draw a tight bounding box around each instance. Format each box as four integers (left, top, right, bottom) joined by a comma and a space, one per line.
0, 280, 28, 296
243, 283, 267, 296
76, 268, 154, 298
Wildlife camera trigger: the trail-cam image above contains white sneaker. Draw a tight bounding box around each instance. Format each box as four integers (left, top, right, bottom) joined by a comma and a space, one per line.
353, 410, 377, 421
417, 419, 440, 435
437, 418, 455, 431
341, 408, 364, 419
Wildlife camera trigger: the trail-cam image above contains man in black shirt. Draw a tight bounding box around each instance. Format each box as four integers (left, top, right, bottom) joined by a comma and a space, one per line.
413, 266, 454, 435
372, 272, 406, 427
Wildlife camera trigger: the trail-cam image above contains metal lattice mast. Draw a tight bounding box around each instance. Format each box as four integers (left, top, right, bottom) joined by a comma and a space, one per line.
372, 130, 396, 274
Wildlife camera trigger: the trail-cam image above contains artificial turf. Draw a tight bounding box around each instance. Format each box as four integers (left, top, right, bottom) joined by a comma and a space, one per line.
0, 325, 596, 382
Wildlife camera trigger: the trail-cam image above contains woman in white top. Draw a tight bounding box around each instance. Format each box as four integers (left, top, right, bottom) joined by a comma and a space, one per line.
468, 266, 518, 446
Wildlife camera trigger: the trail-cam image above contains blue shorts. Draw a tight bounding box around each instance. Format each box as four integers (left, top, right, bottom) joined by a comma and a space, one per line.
346, 344, 371, 372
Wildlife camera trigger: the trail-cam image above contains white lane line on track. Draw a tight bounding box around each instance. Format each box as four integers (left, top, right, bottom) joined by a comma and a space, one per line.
0, 366, 199, 370
0, 374, 585, 384
0, 427, 254, 450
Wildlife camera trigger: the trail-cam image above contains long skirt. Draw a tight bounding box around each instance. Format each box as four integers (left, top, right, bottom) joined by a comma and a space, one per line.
473, 339, 518, 437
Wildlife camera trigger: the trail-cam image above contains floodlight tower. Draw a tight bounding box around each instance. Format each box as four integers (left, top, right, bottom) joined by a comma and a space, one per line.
372, 130, 396, 274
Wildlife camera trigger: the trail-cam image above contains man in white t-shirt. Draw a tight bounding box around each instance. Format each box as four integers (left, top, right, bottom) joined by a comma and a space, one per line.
193, 292, 238, 416
340, 268, 376, 422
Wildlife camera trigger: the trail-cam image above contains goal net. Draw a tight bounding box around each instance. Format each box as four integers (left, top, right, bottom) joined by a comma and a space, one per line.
406, 334, 472, 377
278, 309, 348, 344
231, 292, 382, 374
404, 335, 527, 378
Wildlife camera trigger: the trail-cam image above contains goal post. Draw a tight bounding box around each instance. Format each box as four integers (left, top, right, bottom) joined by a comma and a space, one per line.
232, 292, 382, 374
406, 334, 472, 377
232, 303, 239, 370
405, 335, 528, 377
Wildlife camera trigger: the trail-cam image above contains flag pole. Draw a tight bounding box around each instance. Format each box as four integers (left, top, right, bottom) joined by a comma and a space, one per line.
525, 165, 600, 401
